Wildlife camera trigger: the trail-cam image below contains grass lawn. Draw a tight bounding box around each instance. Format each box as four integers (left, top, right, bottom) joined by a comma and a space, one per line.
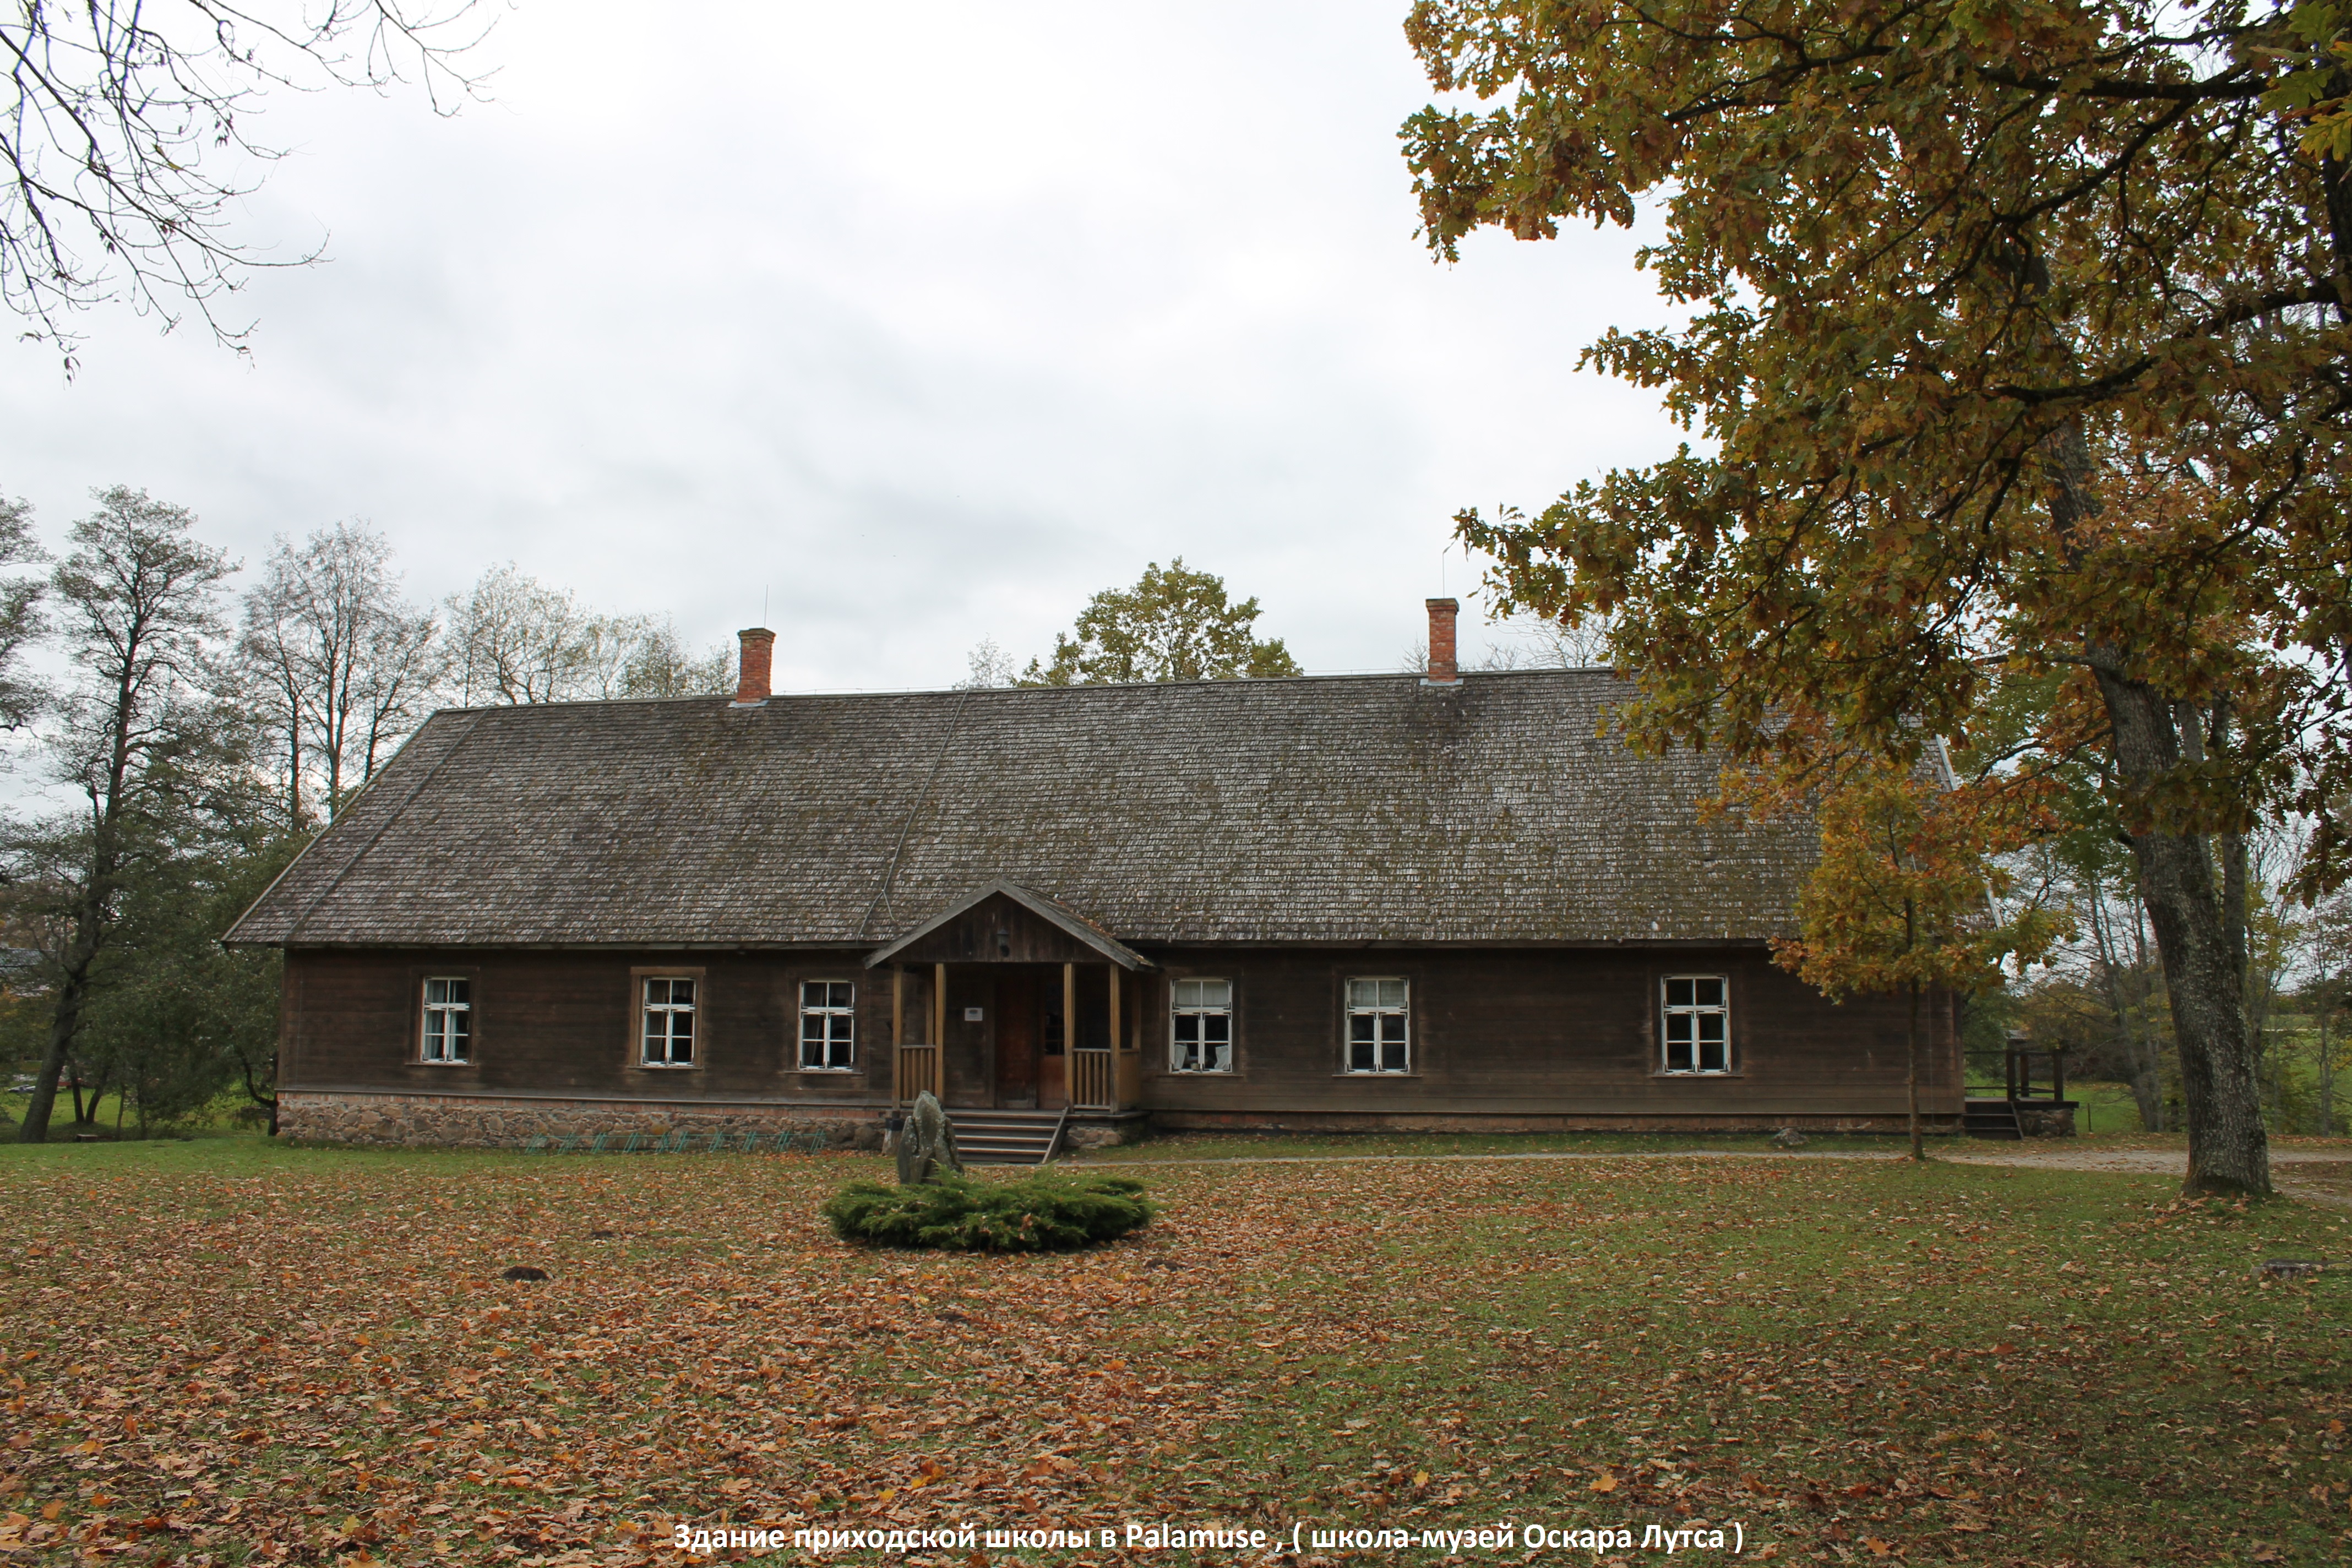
1, 1137, 2348, 1565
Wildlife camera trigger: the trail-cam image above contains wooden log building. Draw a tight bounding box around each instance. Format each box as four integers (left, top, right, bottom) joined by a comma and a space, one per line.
222, 600, 1961, 1151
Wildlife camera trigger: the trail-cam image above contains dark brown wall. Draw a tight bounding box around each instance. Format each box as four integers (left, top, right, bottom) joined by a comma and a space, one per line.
1130, 945, 1960, 1118
282, 947, 891, 1103
280, 943, 1956, 1115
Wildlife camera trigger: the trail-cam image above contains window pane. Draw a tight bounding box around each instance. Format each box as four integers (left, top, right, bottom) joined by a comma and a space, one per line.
1349, 1037, 1375, 1071
1200, 979, 1231, 1007
1698, 1015, 1725, 1045
830, 982, 853, 1009
1666, 978, 1694, 1008
1350, 1014, 1375, 1043
1700, 1036, 1728, 1072
1665, 1014, 1694, 1071
1378, 979, 1406, 1009
1202, 1015, 1229, 1044
672, 979, 694, 1006
1347, 979, 1376, 1009
1694, 978, 1723, 1008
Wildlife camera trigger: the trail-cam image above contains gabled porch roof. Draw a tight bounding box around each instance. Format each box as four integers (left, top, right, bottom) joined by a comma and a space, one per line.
864, 879, 1152, 971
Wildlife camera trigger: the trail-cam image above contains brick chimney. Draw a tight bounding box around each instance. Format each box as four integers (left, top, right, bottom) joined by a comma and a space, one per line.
732, 627, 775, 706
1424, 598, 1460, 685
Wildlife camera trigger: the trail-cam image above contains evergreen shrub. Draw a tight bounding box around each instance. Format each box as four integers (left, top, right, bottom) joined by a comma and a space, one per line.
821, 1172, 1152, 1253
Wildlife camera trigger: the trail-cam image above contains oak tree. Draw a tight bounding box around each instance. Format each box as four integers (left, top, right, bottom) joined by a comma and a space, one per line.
1760, 761, 2067, 1158
1406, 0, 2352, 1194
1021, 560, 1302, 686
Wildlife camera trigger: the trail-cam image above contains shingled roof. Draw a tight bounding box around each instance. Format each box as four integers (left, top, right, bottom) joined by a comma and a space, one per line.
222, 669, 1817, 950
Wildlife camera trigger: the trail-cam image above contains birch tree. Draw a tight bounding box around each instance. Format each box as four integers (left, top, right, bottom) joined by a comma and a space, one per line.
240, 522, 442, 825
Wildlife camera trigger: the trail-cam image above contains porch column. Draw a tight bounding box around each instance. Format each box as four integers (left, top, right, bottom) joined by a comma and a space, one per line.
1109, 966, 1121, 1051
890, 966, 905, 1106
935, 963, 947, 1052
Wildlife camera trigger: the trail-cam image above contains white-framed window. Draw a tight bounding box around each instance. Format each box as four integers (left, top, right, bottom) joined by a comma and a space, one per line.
800, 981, 855, 1070
641, 976, 697, 1066
1345, 977, 1410, 1074
1170, 978, 1233, 1073
421, 977, 471, 1064
1662, 976, 1731, 1073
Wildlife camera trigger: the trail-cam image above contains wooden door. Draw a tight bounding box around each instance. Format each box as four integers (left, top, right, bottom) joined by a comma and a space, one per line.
994, 973, 1038, 1109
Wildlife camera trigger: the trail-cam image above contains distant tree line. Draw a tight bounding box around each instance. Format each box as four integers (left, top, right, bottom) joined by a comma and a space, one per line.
2002, 819, 2352, 1137
2, 487, 733, 1143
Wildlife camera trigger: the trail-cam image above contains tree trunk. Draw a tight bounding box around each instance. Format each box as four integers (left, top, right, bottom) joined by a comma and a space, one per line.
1907, 979, 1923, 1161
2043, 412, 2266, 1195
2090, 665, 2271, 1195
2090, 883, 2166, 1131
2322, 970, 2337, 1139
19, 966, 92, 1142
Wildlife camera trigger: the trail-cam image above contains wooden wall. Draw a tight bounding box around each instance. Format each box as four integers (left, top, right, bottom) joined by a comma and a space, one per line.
281, 947, 893, 1104
1130, 945, 1960, 1119
279, 943, 1957, 1117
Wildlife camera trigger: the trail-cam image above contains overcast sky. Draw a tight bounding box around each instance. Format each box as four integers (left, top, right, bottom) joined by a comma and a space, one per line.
0, 0, 1680, 692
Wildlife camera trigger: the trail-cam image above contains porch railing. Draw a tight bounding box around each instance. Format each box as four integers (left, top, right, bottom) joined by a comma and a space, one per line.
894, 1044, 941, 1106
1070, 1048, 1117, 1111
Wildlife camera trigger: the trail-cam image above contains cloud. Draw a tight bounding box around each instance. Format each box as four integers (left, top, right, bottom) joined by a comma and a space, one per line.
0, 0, 1681, 692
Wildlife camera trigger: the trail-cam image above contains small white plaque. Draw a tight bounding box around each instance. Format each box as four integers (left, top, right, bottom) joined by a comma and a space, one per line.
963, 1006, 984, 1021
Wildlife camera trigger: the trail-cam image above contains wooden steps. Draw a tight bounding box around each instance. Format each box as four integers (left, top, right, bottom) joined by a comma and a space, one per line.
948, 1108, 1069, 1166
1963, 1098, 2024, 1141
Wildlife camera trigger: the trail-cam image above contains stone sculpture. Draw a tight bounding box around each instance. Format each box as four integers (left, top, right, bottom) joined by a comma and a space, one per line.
895, 1091, 962, 1185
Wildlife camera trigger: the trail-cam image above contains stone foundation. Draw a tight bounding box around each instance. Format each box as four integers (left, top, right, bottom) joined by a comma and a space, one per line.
1061, 1116, 1146, 1151
2016, 1104, 2077, 1138
279, 1092, 1949, 1150
1148, 1109, 1964, 1136
279, 1090, 889, 1151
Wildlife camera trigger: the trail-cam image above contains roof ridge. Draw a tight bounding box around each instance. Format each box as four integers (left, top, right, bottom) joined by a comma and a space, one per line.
418, 665, 1629, 716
